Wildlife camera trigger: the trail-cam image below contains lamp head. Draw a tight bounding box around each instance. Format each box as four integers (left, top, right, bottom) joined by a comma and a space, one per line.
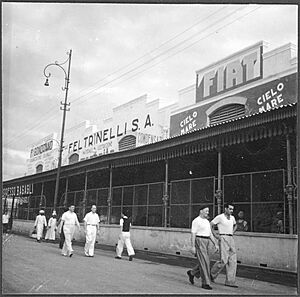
44, 78, 49, 86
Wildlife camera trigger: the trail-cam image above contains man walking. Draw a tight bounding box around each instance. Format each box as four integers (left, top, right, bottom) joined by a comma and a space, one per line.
115, 209, 135, 261
187, 206, 218, 290
34, 210, 47, 242
45, 211, 57, 241
59, 205, 81, 257
83, 205, 100, 257
210, 203, 238, 288
2, 210, 10, 234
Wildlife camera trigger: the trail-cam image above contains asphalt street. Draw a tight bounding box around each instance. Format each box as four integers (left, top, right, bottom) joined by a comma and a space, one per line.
2, 234, 297, 295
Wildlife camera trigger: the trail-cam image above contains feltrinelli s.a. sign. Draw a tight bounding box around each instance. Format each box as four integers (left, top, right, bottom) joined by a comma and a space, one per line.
196, 42, 264, 103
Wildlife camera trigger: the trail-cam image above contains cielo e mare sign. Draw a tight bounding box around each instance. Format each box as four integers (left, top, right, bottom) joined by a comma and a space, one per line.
196, 42, 264, 102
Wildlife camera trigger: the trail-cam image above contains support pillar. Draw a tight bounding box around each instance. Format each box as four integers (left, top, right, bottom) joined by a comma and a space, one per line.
162, 159, 169, 227
107, 166, 113, 224
40, 182, 44, 210
215, 148, 223, 215
285, 133, 294, 234
82, 171, 88, 218
63, 177, 69, 208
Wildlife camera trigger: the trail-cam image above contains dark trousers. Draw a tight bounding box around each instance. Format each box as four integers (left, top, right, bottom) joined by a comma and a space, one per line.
59, 229, 65, 249
3, 223, 9, 233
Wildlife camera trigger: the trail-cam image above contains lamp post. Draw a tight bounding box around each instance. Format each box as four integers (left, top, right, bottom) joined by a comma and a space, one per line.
43, 50, 72, 213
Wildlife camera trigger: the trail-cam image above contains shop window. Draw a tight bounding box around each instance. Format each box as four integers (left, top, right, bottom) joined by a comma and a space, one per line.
132, 205, 147, 226
69, 153, 79, 164
119, 135, 136, 151
170, 205, 189, 228
123, 186, 134, 206
97, 188, 109, 206
171, 180, 190, 204
112, 187, 122, 206
134, 185, 148, 205
209, 104, 245, 126
148, 206, 163, 227
86, 189, 97, 207
191, 177, 215, 204
148, 183, 163, 205
36, 164, 43, 173
224, 174, 251, 202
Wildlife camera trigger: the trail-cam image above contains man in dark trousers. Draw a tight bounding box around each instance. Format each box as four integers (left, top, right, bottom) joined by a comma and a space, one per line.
187, 206, 218, 290
115, 209, 135, 261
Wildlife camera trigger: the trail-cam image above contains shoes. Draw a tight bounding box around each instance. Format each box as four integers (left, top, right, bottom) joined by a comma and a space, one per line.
187, 270, 194, 285
69, 253, 73, 257
225, 284, 238, 288
202, 284, 212, 290
129, 256, 133, 261
61, 254, 67, 256
115, 256, 121, 259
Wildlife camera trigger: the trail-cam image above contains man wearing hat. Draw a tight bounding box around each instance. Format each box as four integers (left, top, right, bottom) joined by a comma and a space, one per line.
34, 210, 47, 242
187, 206, 218, 290
45, 211, 57, 241
115, 209, 135, 261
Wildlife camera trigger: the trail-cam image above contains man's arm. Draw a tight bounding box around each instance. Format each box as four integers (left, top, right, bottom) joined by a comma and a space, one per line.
191, 232, 196, 255
210, 221, 219, 239
233, 224, 237, 233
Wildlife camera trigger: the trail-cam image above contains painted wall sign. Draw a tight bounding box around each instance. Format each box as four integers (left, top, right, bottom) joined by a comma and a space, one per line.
171, 73, 297, 137
2, 184, 33, 197
30, 140, 53, 158
67, 114, 153, 154
196, 43, 263, 102
137, 132, 164, 145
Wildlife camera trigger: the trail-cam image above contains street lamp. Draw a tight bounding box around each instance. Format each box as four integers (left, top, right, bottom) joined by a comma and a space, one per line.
43, 50, 72, 213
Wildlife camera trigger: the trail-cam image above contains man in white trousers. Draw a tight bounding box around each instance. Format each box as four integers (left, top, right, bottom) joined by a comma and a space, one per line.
83, 205, 100, 257
59, 205, 81, 257
115, 209, 135, 261
34, 210, 47, 242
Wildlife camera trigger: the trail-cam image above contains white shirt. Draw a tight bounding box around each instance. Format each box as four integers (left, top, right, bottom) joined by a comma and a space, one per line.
3, 214, 9, 224
211, 213, 236, 235
62, 211, 80, 226
84, 212, 100, 225
191, 216, 211, 237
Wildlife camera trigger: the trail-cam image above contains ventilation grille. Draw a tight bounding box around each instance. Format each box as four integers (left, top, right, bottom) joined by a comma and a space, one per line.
209, 104, 245, 126
119, 135, 136, 151
69, 153, 79, 164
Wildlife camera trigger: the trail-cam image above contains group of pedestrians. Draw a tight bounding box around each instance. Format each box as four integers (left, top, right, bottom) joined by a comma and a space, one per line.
187, 203, 238, 290
33, 204, 135, 260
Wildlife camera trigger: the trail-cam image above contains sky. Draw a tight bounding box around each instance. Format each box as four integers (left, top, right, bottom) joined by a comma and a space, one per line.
2, 2, 298, 181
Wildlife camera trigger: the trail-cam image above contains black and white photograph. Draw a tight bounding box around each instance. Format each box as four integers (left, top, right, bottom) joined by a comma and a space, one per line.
2, 1, 299, 296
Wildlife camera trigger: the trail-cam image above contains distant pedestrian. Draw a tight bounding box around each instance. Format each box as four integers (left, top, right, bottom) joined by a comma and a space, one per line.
236, 210, 248, 232
45, 211, 57, 241
115, 209, 135, 261
83, 205, 100, 257
59, 205, 81, 257
187, 206, 218, 290
2, 210, 10, 234
210, 203, 238, 288
34, 210, 47, 242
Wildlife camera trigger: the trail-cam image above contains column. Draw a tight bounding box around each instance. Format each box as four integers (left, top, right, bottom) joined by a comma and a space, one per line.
82, 171, 88, 218
215, 148, 223, 215
107, 166, 113, 224
285, 133, 294, 234
63, 177, 69, 208
162, 159, 169, 227
40, 182, 44, 210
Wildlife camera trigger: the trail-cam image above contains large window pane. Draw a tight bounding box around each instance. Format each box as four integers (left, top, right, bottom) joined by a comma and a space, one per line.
148, 183, 163, 205
191, 178, 214, 204
252, 171, 284, 202
171, 181, 190, 204
134, 185, 148, 205
132, 205, 147, 226
224, 174, 250, 202
123, 186, 134, 206
99, 206, 108, 223
252, 203, 284, 233
112, 187, 122, 206
66, 192, 75, 206
75, 191, 84, 206
111, 206, 121, 224
98, 188, 108, 206
148, 206, 163, 227
170, 205, 189, 228
86, 189, 97, 207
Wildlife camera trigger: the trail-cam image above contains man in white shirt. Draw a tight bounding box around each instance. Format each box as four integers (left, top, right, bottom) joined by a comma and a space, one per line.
187, 206, 218, 290
210, 203, 238, 288
59, 205, 81, 257
2, 210, 10, 234
83, 205, 100, 257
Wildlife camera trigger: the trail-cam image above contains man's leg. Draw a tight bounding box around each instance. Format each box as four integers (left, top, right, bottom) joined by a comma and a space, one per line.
124, 233, 135, 256
210, 237, 228, 280
88, 227, 97, 256
195, 238, 211, 286
116, 234, 124, 258
225, 238, 237, 286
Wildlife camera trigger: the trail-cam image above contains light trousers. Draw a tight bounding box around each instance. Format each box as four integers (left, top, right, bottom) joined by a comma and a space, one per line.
116, 232, 135, 257
62, 225, 75, 256
211, 235, 237, 285
191, 237, 211, 286
84, 225, 97, 256
36, 224, 44, 240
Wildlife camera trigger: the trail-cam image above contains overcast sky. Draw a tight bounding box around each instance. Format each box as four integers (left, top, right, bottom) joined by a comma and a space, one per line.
2, 3, 298, 181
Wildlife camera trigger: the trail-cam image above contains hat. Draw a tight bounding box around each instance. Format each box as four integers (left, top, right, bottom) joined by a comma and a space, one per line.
39, 210, 45, 214
52, 211, 57, 216
199, 205, 209, 211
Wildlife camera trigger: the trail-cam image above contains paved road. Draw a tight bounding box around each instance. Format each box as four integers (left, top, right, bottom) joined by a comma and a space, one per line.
2, 234, 297, 295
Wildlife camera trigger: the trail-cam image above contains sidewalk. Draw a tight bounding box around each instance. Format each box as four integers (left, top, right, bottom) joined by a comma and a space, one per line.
2, 233, 297, 295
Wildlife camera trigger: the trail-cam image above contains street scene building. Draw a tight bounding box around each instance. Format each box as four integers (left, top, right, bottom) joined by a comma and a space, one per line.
2, 40, 298, 275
